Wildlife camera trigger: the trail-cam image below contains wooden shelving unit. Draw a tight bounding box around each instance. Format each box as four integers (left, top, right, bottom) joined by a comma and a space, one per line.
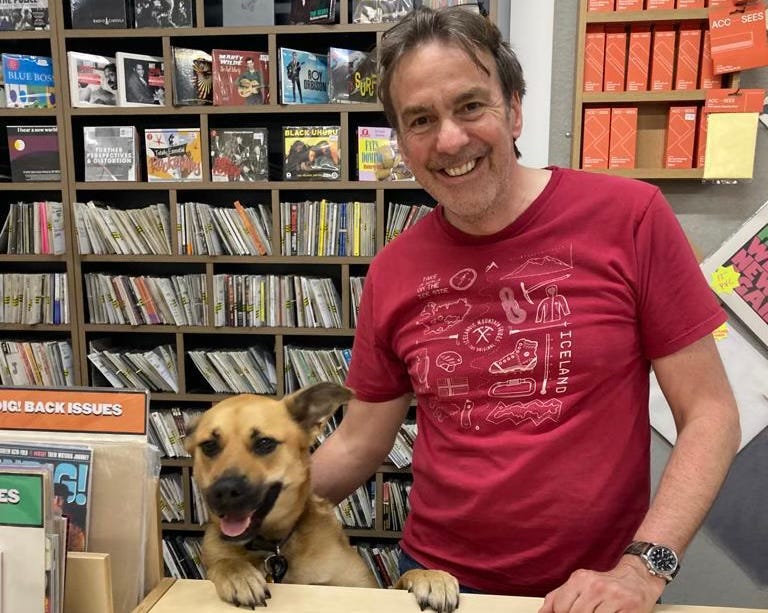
570, 3, 737, 178
1, 0, 500, 573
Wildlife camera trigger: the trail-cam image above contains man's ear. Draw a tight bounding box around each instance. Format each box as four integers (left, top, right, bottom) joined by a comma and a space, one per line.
509, 93, 523, 140
283, 382, 353, 432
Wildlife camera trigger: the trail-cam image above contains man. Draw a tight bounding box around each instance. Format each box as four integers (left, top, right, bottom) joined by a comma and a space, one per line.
81, 62, 117, 106
286, 51, 303, 103
237, 56, 265, 105
311, 7, 741, 612
125, 61, 154, 104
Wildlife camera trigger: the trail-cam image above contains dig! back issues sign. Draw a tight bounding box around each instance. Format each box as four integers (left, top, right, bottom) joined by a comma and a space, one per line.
0, 387, 148, 435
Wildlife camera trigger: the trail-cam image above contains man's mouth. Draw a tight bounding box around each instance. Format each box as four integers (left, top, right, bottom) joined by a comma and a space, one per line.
441, 158, 478, 177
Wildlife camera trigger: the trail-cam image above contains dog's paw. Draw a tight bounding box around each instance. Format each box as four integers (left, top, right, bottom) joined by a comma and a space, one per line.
396, 569, 460, 613
209, 560, 272, 609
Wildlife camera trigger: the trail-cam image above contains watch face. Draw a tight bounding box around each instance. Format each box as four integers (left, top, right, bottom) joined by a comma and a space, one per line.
648, 545, 678, 573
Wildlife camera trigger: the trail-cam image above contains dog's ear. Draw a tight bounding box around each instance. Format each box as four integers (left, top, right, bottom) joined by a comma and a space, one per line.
183, 413, 201, 454
284, 382, 353, 432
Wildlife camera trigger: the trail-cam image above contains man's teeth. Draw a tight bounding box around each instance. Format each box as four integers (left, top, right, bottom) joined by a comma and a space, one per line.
444, 159, 476, 177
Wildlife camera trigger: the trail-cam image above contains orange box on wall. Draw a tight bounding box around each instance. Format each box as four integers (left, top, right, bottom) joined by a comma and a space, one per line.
675, 22, 702, 90
707, 0, 729, 7
676, 0, 704, 7
626, 25, 652, 91
616, 0, 644, 9
646, 0, 674, 8
609, 107, 638, 169
587, 0, 615, 10
665, 106, 697, 168
695, 111, 708, 168
583, 25, 606, 93
604, 26, 628, 92
650, 25, 676, 91
699, 30, 722, 89
582, 107, 611, 169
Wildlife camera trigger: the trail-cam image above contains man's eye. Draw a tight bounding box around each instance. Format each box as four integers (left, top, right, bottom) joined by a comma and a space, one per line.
409, 117, 432, 132
199, 439, 220, 457
463, 102, 483, 113
252, 437, 278, 455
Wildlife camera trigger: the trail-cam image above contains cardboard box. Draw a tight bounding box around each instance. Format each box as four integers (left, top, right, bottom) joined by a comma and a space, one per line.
582, 107, 611, 169
583, 25, 606, 93
650, 25, 676, 91
587, 0, 615, 10
665, 106, 697, 168
616, 0, 644, 9
699, 30, 722, 89
626, 25, 652, 91
609, 107, 638, 169
695, 110, 708, 168
675, 23, 702, 90
646, 0, 674, 7
604, 26, 628, 92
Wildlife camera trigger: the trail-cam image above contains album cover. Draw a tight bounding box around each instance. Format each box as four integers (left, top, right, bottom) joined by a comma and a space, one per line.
288, 0, 334, 24
211, 49, 270, 106
210, 127, 268, 182
67, 51, 117, 107
328, 47, 377, 104
145, 128, 202, 182
0, 0, 49, 30
70, 0, 127, 28
7, 125, 60, 182
279, 47, 329, 105
115, 51, 165, 107
351, 0, 412, 23
357, 126, 413, 181
133, 0, 192, 27
83, 125, 139, 181
283, 125, 340, 181
171, 47, 212, 106
701, 200, 768, 348
1, 53, 54, 108
222, 0, 273, 25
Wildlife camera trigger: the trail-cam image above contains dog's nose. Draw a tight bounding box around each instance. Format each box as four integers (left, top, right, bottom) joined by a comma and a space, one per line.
207, 475, 250, 510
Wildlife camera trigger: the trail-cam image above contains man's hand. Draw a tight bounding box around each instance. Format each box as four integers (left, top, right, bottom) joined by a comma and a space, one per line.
538, 557, 666, 613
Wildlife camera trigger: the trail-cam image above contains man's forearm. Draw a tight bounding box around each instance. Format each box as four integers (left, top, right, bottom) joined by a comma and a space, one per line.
631, 409, 740, 554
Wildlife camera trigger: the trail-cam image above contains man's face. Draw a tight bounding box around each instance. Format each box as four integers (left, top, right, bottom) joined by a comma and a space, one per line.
104, 67, 117, 90
246, 59, 255, 71
391, 42, 522, 232
135, 63, 146, 78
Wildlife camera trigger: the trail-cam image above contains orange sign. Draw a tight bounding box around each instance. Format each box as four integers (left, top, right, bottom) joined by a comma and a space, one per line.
0, 387, 148, 435
708, 2, 768, 74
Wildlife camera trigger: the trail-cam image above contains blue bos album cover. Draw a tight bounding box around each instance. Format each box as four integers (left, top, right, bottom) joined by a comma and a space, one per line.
1, 53, 54, 108
279, 47, 329, 105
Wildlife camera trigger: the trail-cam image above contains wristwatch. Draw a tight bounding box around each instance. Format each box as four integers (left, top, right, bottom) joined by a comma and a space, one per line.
623, 541, 680, 583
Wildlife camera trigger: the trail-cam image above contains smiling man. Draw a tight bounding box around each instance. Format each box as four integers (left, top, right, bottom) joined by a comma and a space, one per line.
311, 7, 740, 613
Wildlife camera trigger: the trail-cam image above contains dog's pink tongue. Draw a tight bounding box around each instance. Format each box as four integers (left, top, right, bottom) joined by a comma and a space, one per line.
220, 513, 252, 538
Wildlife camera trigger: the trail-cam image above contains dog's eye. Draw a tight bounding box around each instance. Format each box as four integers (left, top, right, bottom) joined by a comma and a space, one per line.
199, 439, 221, 457
252, 437, 278, 455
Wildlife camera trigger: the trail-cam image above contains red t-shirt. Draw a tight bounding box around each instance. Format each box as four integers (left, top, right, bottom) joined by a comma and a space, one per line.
346, 167, 725, 596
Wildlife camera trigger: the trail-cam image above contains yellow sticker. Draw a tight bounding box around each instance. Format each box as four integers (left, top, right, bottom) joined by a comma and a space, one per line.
712, 323, 729, 342
710, 265, 741, 294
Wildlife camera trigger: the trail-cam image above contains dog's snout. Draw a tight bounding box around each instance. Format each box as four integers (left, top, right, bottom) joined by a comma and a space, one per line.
207, 475, 249, 511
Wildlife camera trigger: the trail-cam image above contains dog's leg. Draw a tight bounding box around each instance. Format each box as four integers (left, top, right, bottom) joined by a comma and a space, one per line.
202, 527, 271, 608
396, 569, 460, 613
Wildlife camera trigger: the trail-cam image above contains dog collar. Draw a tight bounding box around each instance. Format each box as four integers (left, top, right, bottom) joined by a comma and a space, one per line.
245, 525, 298, 583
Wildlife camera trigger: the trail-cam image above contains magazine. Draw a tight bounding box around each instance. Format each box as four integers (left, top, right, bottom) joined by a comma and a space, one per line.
211, 49, 270, 106
210, 128, 268, 182
67, 51, 117, 107
0, 0, 48, 30
700, 200, 768, 348
0, 442, 93, 552
279, 47, 329, 105
145, 128, 203, 182
283, 125, 340, 181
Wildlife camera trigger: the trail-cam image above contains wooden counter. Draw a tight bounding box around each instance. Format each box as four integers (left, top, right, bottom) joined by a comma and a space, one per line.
134, 578, 767, 613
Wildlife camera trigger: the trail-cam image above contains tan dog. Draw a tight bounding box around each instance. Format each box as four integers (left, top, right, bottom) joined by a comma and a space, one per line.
185, 382, 459, 611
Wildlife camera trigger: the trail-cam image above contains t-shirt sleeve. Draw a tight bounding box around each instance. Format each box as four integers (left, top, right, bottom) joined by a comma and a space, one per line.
635, 189, 726, 359
345, 265, 413, 402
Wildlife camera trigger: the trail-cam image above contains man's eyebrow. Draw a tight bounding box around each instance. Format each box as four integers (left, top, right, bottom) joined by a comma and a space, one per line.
400, 104, 432, 122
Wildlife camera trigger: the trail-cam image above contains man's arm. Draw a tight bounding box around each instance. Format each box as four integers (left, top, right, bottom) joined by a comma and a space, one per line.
540, 333, 740, 613
312, 394, 411, 504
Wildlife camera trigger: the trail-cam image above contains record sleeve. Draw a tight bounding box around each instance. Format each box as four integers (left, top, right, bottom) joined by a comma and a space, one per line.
283, 125, 340, 181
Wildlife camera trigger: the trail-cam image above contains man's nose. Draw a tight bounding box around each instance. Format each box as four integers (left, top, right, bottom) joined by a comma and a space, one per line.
435, 118, 470, 155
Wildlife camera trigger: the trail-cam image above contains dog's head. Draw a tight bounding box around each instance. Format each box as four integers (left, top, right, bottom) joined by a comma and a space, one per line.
184, 382, 352, 544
